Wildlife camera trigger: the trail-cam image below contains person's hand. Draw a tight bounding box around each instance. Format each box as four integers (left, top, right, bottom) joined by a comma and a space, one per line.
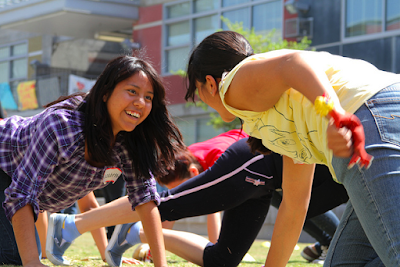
327, 119, 353, 158
328, 109, 373, 169
122, 257, 142, 265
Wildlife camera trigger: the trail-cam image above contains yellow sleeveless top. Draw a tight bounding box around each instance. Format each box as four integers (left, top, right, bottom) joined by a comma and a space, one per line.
219, 50, 400, 180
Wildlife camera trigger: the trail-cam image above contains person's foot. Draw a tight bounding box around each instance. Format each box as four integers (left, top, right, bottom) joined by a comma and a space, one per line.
312, 245, 328, 264
105, 223, 141, 267
46, 214, 72, 265
301, 243, 321, 262
132, 243, 153, 263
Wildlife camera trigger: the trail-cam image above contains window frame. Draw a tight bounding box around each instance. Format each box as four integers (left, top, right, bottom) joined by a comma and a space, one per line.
341, 0, 400, 43
0, 41, 29, 84
161, 0, 283, 76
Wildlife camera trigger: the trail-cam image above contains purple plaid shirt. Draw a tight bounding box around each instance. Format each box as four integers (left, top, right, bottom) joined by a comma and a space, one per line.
0, 97, 159, 221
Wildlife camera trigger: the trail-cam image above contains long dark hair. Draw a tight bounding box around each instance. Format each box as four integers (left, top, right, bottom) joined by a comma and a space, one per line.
47, 55, 184, 179
185, 31, 270, 155
185, 31, 253, 102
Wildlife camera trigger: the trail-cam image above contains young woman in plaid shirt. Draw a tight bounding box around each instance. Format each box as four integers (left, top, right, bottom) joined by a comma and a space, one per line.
0, 55, 183, 267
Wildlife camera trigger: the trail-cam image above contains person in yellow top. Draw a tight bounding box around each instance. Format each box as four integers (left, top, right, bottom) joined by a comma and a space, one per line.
185, 30, 400, 267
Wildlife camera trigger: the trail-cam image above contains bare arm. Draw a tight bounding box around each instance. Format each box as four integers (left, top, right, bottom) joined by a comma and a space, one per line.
226, 50, 345, 115
35, 211, 48, 259
75, 196, 138, 233
264, 156, 315, 267
77, 192, 108, 261
12, 204, 47, 267
207, 212, 221, 244
136, 201, 167, 267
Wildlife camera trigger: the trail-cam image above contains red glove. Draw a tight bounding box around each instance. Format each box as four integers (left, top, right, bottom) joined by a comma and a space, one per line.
329, 109, 373, 169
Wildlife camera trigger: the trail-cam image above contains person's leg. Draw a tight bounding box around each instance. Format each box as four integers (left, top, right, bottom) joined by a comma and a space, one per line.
202, 196, 271, 267
308, 211, 339, 238
323, 201, 383, 267
303, 219, 331, 247
102, 177, 126, 239
138, 228, 209, 265
0, 171, 23, 265
301, 220, 330, 263
329, 86, 400, 267
138, 196, 272, 267
76, 192, 108, 261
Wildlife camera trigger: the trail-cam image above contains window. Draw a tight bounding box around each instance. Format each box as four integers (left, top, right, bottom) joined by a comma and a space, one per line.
167, 2, 190, 19
194, 15, 219, 44
12, 43, 27, 56
11, 58, 28, 79
386, 0, 400, 31
253, 1, 282, 39
0, 61, 9, 83
167, 21, 190, 46
222, 7, 250, 30
0, 41, 28, 101
163, 0, 283, 74
194, 0, 218, 13
0, 42, 28, 80
166, 46, 191, 73
345, 0, 399, 37
0, 47, 9, 60
222, 0, 249, 8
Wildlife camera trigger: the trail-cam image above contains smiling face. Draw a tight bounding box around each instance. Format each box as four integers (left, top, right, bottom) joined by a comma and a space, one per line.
106, 71, 154, 137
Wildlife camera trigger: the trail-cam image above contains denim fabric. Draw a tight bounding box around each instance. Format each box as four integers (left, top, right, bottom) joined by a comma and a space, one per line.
325, 84, 400, 267
0, 168, 41, 265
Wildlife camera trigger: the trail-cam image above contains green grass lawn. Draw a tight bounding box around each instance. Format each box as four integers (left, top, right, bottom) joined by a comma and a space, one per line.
4, 233, 316, 266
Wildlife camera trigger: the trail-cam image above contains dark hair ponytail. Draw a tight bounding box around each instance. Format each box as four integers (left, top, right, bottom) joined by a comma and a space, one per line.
186, 31, 253, 102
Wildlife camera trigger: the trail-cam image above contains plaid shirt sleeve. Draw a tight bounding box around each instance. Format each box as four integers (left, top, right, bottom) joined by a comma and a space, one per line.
124, 174, 160, 210
3, 111, 72, 221
117, 146, 160, 210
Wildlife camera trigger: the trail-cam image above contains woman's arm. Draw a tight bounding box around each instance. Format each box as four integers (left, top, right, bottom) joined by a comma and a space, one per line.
226, 51, 344, 114
136, 201, 167, 267
77, 192, 108, 261
264, 156, 315, 267
12, 204, 47, 267
207, 213, 221, 244
35, 211, 48, 259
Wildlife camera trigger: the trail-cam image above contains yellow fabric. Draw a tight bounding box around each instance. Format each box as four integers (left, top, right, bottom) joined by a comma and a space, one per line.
219, 50, 400, 180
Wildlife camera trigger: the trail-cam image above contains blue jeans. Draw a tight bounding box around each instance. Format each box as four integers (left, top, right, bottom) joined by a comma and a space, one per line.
325, 84, 400, 267
0, 169, 41, 265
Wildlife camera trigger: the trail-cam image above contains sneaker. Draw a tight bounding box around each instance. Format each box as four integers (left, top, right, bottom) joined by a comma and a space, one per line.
312, 245, 328, 265
105, 223, 136, 267
301, 243, 320, 262
132, 243, 153, 263
46, 214, 72, 265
